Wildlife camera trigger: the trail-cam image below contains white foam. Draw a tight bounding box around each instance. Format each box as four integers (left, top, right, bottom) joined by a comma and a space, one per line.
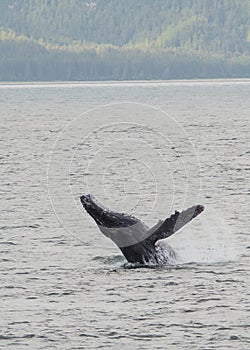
166, 206, 239, 264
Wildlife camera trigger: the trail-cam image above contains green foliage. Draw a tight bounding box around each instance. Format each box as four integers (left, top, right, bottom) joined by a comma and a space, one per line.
0, 0, 249, 80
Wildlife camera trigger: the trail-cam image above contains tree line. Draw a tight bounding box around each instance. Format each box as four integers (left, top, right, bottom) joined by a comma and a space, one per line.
0, 0, 249, 80
0, 34, 249, 81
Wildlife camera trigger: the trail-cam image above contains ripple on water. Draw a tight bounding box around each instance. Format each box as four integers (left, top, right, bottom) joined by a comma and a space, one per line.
0, 81, 249, 350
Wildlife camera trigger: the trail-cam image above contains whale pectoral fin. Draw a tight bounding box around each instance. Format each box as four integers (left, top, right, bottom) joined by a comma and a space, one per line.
148, 204, 204, 244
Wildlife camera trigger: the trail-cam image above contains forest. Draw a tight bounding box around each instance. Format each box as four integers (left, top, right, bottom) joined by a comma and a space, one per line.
0, 0, 249, 81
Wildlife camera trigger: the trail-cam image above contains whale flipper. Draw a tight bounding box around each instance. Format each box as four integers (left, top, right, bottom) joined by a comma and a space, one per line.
148, 204, 204, 244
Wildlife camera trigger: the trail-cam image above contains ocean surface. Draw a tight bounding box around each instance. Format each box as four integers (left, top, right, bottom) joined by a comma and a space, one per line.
0, 80, 249, 349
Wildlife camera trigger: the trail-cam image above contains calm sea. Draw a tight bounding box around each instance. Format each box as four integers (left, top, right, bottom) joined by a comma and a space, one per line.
0, 80, 249, 349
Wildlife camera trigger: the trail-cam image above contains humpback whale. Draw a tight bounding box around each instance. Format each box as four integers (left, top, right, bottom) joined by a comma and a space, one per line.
80, 194, 204, 265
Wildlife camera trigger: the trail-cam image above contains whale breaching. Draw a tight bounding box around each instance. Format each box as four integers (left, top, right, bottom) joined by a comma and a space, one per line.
80, 194, 204, 265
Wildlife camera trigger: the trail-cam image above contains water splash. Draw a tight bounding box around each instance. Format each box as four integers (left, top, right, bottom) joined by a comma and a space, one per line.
92, 254, 125, 265
166, 206, 239, 264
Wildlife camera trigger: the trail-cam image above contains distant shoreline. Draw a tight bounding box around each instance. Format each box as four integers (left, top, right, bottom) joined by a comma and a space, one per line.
1, 78, 250, 87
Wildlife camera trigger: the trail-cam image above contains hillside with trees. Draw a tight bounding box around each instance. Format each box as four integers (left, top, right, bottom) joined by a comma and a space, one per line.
0, 0, 249, 81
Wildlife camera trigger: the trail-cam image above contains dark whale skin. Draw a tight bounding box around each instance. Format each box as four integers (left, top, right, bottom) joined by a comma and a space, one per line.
80, 194, 204, 265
